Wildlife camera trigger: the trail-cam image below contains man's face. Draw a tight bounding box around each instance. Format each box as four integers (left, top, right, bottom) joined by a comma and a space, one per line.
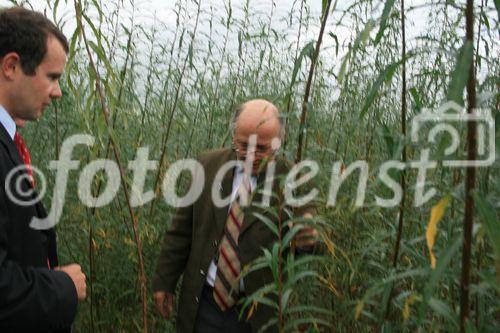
233, 123, 280, 175
11, 36, 67, 121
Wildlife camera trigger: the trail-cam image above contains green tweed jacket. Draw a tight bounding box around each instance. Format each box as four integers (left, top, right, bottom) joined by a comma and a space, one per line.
152, 148, 308, 332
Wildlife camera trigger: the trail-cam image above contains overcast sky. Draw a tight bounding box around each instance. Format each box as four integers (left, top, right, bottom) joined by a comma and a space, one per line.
0, 0, 431, 52
2, 0, 495, 85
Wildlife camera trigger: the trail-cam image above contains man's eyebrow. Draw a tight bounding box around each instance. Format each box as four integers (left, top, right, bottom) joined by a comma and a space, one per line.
48, 72, 62, 79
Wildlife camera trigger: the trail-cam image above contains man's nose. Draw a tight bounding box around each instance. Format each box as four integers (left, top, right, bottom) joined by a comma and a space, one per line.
51, 82, 62, 99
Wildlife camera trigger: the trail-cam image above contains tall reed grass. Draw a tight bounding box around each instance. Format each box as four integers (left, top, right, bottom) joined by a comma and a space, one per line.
7, 0, 499, 331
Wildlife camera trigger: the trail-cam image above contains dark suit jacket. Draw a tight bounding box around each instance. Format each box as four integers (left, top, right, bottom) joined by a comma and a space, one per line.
0, 123, 77, 332
153, 148, 313, 333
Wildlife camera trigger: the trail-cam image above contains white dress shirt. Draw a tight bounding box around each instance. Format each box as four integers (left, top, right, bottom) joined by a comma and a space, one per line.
0, 105, 16, 140
206, 166, 257, 290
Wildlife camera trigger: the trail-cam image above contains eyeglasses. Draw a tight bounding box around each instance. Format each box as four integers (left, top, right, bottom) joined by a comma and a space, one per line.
232, 139, 278, 156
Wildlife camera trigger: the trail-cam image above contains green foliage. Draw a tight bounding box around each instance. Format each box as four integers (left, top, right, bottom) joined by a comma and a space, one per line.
475, 195, 500, 279
14, 0, 500, 331
374, 0, 397, 45
447, 41, 473, 105
359, 60, 402, 119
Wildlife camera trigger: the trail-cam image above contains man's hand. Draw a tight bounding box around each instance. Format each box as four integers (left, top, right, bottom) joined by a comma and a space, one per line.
295, 225, 319, 249
153, 291, 174, 319
293, 213, 319, 249
56, 264, 86, 301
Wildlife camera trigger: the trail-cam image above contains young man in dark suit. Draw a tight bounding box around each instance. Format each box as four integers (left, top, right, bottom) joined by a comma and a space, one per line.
0, 7, 86, 332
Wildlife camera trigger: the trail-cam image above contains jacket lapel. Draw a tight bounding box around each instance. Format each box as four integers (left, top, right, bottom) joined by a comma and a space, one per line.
0, 122, 42, 206
212, 150, 236, 235
210, 151, 283, 238
239, 158, 289, 238
239, 166, 274, 237
0, 122, 24, 167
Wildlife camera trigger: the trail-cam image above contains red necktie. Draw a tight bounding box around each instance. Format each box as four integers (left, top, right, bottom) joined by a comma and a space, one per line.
14, 132, 48, 268
13, 131, 35, 188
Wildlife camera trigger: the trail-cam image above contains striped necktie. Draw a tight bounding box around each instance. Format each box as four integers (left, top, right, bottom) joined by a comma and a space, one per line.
213, 175, 251, 311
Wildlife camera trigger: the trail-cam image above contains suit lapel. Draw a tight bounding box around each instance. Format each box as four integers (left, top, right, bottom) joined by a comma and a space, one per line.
239, 169, 270, 237
210, 151, 282, 238
212, 150, 236, 236
239, 158, 288, 238
0, 122, 24, 167
0, 122, 41, 205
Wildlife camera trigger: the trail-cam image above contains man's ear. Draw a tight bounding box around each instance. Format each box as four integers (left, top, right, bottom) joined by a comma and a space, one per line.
1, 52, 21, 80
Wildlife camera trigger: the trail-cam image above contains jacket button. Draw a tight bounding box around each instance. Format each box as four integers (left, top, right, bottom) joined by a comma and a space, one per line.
200, 269, 205, 276
195, 296, 199, 303
213, 240, 218, 247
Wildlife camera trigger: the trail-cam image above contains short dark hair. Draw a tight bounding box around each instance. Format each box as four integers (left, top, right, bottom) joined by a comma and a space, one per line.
0, 6, 69, 75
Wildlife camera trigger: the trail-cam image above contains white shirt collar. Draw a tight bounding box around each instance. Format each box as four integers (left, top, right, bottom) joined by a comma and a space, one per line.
0, 105, 16, 140
234, 164, 256, 181
231, 164, 257, 200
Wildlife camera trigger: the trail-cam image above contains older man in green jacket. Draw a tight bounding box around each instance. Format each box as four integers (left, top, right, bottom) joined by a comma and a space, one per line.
152, 99, 318, 332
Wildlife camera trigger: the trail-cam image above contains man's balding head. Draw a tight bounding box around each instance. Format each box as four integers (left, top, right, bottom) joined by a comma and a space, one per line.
231, 99, 282, 174
233, 99, 281, 136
